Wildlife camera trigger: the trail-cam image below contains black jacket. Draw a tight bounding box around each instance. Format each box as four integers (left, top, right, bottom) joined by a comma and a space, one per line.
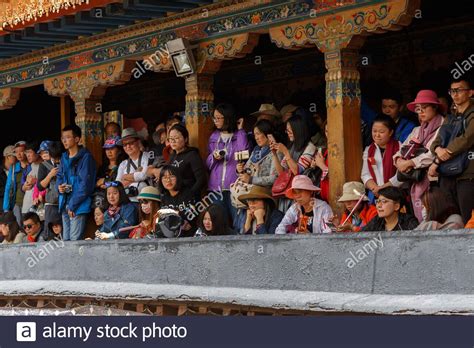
362, 213, 419, 232
168, 147, 207, 200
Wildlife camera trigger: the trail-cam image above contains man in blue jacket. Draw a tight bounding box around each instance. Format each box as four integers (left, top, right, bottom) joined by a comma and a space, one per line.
381, 90, 416, 143
3, 141, 29, 225
57, 125, 96, 240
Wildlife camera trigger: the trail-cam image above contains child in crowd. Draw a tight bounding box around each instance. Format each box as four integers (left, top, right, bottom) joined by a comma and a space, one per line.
336, 182, 377, 232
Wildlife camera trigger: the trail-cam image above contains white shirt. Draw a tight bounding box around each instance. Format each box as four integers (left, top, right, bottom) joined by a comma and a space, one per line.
116, 152, 150, 201
361, 143, 402, 187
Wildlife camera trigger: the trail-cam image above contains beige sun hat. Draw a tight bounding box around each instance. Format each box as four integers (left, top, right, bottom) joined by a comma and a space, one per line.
338, 181, 368, 202
250, 104, 281, 118
137, 186, 161, 202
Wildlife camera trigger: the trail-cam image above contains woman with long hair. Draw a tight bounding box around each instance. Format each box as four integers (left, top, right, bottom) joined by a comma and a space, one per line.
416, 187, 463, 230
195, 204, 234, 237
270, 115, 316, 211
0, 211, 27, 244
207, 103, 250, 225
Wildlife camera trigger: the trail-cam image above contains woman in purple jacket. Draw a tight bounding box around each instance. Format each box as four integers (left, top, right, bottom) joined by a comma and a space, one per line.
206, 103, 250, 227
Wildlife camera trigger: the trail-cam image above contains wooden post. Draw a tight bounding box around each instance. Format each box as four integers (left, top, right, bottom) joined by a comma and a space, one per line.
73, 91, 106, 166
60, 96, 71, 129
184, 73, 215, 159
324, 38, 364, 213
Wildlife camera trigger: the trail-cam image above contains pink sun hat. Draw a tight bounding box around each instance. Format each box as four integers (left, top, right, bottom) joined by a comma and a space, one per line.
407, 90, 447, 113
285, 175, 321, 199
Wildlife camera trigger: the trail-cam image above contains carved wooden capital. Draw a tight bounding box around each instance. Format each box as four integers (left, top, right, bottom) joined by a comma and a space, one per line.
196, 32, 260, 74
269, 0, 420, 52
0, 88, 20, 110
44, 60, 134, 102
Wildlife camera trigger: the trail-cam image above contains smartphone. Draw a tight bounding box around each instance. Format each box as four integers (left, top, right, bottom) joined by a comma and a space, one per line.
268, 134, 276, 144
325, 221, 337, 232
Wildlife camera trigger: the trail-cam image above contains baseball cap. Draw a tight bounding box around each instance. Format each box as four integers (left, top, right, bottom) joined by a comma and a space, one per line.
3, 145, 15, 157
14, 141, 26, 148
37, 140, 52, 154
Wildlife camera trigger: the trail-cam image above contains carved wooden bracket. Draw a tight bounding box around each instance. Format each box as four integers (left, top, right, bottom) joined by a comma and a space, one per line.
0, 88, 20, 110
269, 0, 420, 52
44, 60, 134, 103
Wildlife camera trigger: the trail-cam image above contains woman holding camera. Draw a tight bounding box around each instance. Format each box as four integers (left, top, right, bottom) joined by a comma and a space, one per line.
232, 120, 277, 232
206, 103, 250, 225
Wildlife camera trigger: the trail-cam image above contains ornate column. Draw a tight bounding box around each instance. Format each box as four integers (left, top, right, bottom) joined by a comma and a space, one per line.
0, 88, 20, 110
270, 0, 419, 212
323, 37, 365, 211
44, 60, 133, 164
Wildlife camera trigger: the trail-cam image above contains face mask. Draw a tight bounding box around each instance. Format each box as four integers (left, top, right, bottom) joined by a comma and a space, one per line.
141, 203, 152, 215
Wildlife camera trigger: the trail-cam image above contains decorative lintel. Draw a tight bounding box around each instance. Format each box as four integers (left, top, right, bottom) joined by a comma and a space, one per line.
269, 0, 420, 52
43, 60, 134, 103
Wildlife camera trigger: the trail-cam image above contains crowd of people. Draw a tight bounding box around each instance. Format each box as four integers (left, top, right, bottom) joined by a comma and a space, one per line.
0, 76, 473, 244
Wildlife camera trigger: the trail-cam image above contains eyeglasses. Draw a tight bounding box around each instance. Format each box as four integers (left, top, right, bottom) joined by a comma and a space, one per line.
23, 224, 35, 230
448, 88, 470, 95
122, 140, 136, 147
375, 198, 394, 205
105, 181, 120, 188
167, 137, 181, 143
162, 175, 177, 181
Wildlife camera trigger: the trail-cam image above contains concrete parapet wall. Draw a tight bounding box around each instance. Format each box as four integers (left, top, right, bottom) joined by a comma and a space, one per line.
0, 230, 472, 314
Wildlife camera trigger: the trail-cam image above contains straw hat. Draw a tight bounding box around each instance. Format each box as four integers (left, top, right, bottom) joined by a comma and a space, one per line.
285, 175, 320, 199
137, 186, 161, 202
407, 90, 447, 114
238, 185, 275, 206
250, 104, 281, 118
338, 181, 368, 202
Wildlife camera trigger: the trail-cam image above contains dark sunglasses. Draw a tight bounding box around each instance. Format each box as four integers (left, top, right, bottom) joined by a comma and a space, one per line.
23, 224, 35, 230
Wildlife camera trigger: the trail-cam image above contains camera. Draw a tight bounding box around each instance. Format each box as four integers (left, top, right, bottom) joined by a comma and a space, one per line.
234, 150, 250, 162
64, 184, 73, 194
125, 185, 139, 197
216, 149, 227, 158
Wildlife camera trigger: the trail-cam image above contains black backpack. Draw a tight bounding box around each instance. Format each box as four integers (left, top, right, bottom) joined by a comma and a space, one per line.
43, 161, 59, 204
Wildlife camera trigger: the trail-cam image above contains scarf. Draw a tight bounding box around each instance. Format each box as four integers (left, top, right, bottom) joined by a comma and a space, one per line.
250, 145, 271, 163
107, 205, 121, 218
410, 114, 444, 222
416, 114, 443, 146
27, 234, 36, 243
367, 138, 399, 183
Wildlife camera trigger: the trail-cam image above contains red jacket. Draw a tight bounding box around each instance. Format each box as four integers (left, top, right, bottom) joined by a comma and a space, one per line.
339, 204, 378, 232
